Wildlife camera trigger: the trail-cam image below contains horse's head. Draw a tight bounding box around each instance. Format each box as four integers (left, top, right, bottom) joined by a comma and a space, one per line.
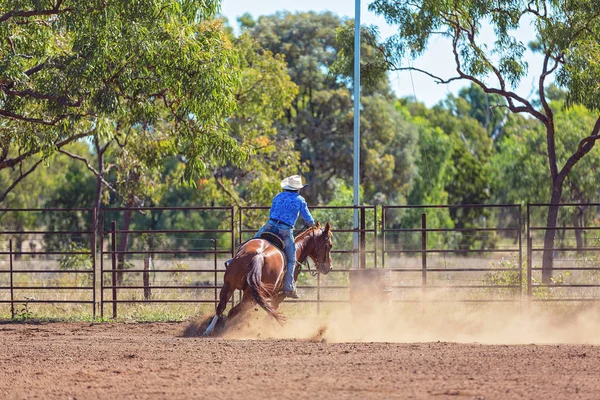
308, 222, 333, 275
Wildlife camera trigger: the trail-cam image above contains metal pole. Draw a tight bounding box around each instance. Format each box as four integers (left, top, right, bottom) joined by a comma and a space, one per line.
360, 207, 366, 268
91, 207, 97, 319
527, 205, 532, 300
9, 239, 14, 319
99, 210, 105, 318
213, 239, 218, 309
238, 207, 243, 249
421, 213, 427, 292
518, 205, 523, 300
111, 221, 117, 319
230, 207, 235, 257
353, 0, 361, 269
381, 206, 386, 268
373, 205, 378, 268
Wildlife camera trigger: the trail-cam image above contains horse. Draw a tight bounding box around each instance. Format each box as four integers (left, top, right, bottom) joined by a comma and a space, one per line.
203, 222, 333, 336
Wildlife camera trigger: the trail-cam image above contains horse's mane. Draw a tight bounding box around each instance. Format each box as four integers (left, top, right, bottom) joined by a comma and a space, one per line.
295, 222, 331, 241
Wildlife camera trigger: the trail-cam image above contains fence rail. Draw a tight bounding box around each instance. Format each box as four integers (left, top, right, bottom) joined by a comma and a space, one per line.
1, 203, 600, 319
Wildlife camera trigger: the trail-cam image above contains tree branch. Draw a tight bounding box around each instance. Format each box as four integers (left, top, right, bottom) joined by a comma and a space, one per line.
387, 66, 462, 84
0, 1, 74, 24
0, 131, 92, 170
447, 26, 548, 122
57, 149, 119, 195
0, 159, 44, 203
2, 87, 82, 107
559, 117, 600, 180
214, 175, 244, 207
0, 109, 68, 126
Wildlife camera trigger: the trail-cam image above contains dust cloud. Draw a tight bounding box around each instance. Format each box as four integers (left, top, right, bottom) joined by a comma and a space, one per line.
185, 290, 600, 345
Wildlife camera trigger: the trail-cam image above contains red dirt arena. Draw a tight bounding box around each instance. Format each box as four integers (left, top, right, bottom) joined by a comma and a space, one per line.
1, 305, 600, 400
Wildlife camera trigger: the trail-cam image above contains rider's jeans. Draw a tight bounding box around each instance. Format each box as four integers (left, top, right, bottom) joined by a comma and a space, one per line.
254, 221, 296, 292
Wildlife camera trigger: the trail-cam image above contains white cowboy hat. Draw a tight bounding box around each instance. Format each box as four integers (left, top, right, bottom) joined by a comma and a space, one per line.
280, 175, 307, 191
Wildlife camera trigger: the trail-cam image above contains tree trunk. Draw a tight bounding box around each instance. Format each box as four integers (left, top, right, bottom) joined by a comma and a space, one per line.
541, 182, 563, 284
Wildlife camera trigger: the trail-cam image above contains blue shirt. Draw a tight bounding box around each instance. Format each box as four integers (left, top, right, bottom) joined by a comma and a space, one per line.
269, 191, 315, 228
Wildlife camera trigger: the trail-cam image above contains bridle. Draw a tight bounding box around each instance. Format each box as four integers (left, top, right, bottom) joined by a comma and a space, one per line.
296, 226, 331, 277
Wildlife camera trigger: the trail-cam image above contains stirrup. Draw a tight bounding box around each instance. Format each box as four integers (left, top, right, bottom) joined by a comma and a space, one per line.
282, 289, 299, 299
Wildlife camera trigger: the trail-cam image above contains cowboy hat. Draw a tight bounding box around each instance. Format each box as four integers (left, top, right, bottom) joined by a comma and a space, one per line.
280, 175, 307, 191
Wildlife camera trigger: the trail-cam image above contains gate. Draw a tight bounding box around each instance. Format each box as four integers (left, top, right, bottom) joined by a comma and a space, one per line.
0, 208, 96, 318
99, 207, 235, 318
4, 203, 600, 320
382, 204, 523, 302
527, 203, 600, 302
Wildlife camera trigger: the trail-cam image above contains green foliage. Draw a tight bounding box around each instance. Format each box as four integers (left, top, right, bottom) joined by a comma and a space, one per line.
369, 0, 600, 278
492, 99, 600, 231
1, 0, 247, 197
58, 243, 92, 271
483, 257, 571, 299
331, 21, 390, 91
13, 303, 33, 321
243, 11, 419, 205
169, 261, 192, 285
210, 32, 301, 207
58, 242, 93, 286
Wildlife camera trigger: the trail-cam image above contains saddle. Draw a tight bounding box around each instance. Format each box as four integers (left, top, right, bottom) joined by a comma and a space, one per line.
259, 232, 285, 252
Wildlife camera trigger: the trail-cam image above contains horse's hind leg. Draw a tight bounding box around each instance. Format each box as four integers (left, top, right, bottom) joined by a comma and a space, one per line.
227, 290, 254, 321
271, 293, 286, 310
203, 281, 234, 336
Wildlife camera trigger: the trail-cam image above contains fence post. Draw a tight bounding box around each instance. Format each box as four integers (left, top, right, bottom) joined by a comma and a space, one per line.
527, 205, 532, 301
9, 239, 14, 319
238, 207, 243, 250
360, 207, 366, 269
381, 206, 386, 268
373, 205, 378, 268
230, 207, 235, 257
143, 257, 151, 301
99, 209, 105, 318
91, 207, 97, 319
213, 239, 218, 309
518, 205, 523, 300
111, 220, 118, 319
421, 213, 427, 292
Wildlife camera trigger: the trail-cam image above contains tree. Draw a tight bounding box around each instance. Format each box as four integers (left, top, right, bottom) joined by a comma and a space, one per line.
1, 0, 248, 203
241, 11, 418, 205
492, 99, 600, 250
445, 84, 509, 142
210, 33, 301, 209
369, 0, 600, 282
0, 142, 95, 254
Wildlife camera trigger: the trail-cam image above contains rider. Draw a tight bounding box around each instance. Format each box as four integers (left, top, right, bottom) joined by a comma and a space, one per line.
254, 175, 315, 299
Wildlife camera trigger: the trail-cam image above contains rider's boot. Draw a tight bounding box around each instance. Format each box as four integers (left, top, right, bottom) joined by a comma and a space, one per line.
282, 261, 299, 299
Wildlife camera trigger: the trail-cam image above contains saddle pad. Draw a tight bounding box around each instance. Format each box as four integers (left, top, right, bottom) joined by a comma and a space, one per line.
259, 232, 285, 252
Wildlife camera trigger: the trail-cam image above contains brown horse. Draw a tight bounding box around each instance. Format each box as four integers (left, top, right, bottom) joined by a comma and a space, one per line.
203, 222, 333, 336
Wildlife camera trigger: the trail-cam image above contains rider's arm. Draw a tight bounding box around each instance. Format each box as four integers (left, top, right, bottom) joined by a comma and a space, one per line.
299, 197, 315, 226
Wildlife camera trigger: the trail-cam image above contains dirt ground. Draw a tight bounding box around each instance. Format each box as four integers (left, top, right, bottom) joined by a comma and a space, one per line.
0, 320, 599, 400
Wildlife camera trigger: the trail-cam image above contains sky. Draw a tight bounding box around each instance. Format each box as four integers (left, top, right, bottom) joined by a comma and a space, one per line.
221, 0, 544, 107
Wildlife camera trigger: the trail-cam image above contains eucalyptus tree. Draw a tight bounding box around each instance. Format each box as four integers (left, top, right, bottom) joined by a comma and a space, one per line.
0, 0, 247, 204
241, 12, 418, 205
369, 0, 600, 282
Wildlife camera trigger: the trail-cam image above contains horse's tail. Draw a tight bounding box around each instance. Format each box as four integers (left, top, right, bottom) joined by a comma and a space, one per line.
247, 254, 286, 324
